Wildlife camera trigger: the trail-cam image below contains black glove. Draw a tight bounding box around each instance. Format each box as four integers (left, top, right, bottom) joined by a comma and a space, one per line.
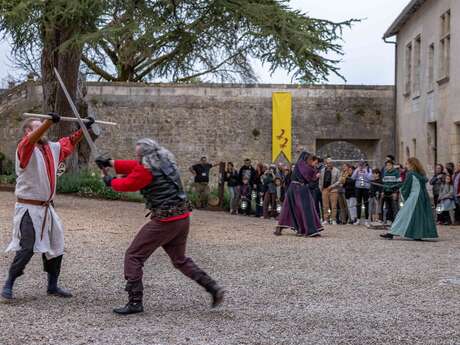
103, 175, 114, 187
95, 156, 112, 169
85, 116, 95, 129
48, 112, 61, 123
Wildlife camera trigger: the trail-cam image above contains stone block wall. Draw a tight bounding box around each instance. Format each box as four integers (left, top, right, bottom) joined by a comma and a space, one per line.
0, 82, 395, 183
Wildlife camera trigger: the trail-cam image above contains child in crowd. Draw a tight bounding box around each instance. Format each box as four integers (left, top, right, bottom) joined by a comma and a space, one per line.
275, 162, 285, 180
262, 166, 277, 219
343, 164, 357, 224
437, 174, 456, 225
369, 169, 384, 223
238, 176, 252, 216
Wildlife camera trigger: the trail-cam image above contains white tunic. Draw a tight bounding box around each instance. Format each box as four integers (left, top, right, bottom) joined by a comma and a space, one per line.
6, 142, 65, 259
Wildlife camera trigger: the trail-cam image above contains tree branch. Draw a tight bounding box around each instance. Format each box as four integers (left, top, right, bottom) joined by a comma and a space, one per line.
81, 54, 117, 81
175, 51, 244, 82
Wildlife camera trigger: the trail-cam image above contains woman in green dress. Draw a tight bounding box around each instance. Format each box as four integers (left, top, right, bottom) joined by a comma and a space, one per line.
380, 157, 438, 240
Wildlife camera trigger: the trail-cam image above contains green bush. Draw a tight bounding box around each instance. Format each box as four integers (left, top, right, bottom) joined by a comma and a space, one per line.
0, 174, 16, 185
1, 159, 14, 176
187, 190, 200, 207
57, 170, 143, 202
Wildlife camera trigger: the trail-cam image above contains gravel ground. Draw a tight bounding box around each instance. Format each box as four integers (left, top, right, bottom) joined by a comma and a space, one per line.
0, 191, 459, 345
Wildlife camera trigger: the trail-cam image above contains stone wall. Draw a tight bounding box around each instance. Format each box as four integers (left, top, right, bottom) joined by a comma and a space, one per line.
393, 0, 460, 173
0, 81, 395, 182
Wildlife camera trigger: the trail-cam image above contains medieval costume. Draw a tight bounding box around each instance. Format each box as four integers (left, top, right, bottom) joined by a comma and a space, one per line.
2, 114, 89, 300
275, 152, 323, 237
96, 138, 224, 315
380, 171, 438, 240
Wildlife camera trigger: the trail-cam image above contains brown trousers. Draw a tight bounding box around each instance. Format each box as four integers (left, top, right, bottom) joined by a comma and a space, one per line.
263, 193, 277, 218
124, 216, 205, 291
322, 189, 339, 222
337, 193, 348, 224
194, 182, 210, 208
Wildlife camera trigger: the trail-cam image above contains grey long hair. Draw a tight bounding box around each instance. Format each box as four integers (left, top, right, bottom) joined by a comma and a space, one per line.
136, 138, 177, 170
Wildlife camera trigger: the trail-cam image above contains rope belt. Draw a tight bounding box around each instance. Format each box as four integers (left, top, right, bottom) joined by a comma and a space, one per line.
17, 198, 54, 240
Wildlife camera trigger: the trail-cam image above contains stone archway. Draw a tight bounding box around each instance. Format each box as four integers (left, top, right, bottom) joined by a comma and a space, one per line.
316, 139, 380, 167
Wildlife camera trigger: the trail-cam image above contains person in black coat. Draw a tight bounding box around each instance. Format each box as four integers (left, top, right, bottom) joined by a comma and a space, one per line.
238, 159, 257, 188
224, 162, 240, 214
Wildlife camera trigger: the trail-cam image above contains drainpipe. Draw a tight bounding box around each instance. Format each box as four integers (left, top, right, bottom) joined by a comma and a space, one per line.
384, 36, 398, 162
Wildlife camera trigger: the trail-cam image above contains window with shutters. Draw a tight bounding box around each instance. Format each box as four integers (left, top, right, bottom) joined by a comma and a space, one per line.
438, 10, 450, 84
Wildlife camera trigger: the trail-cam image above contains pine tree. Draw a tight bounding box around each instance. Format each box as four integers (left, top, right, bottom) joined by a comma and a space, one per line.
0, 0, 356, 170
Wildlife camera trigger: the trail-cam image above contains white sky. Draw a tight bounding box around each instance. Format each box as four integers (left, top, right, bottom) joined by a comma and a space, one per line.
0, 0, 408, 87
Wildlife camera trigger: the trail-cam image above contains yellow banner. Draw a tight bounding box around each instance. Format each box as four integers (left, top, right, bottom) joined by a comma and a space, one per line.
272, 92, 292, 162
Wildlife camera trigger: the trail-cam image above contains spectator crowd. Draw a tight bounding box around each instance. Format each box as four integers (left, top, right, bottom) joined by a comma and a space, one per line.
189, 155, 459, 227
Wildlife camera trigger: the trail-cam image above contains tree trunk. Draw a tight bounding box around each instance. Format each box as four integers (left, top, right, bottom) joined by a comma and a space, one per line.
41, 22, 84, 173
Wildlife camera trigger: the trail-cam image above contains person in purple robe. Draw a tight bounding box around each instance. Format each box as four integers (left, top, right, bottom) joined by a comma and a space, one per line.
274, 151, 324, 237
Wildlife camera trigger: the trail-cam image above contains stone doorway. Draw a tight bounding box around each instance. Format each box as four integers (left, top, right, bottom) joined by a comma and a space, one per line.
316, 139, 380, 167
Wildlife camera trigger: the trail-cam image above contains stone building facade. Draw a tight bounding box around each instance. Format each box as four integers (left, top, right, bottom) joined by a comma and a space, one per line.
384, 0, 460, 173
0, 81, 394, 180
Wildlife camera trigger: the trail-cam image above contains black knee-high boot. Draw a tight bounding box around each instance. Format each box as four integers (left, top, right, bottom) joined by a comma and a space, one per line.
44, 255, 72, 298
113, 281, 144, 315
193, 272, 225, 308
47, 273, 73, 297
